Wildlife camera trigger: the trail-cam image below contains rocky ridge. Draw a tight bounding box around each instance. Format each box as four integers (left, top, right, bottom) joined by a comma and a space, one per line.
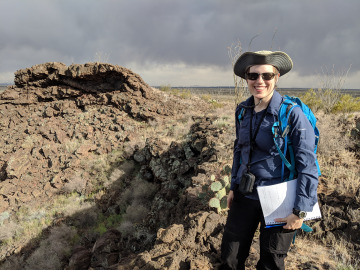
0, 62, 193, 215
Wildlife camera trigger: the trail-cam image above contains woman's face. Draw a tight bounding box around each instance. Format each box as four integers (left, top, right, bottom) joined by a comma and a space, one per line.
246, 64, 279, 103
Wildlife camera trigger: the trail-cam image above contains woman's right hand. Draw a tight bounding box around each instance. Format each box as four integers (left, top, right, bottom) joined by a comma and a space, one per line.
227, 190, 234, 209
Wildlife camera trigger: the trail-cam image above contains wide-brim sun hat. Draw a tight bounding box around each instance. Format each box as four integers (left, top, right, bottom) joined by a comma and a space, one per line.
234, 50, 293, 79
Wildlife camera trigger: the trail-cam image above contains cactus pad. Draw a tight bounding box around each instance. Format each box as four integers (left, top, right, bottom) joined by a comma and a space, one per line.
220, 196, 228, 209
209, 197, 220, 209
210, 181, 223, 192
223, 164, 232, 175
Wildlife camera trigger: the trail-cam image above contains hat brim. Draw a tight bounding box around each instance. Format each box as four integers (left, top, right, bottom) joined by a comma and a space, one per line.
234, 51, 293, 79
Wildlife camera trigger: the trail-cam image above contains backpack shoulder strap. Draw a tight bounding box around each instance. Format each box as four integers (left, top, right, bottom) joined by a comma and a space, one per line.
272, 96, 300, 181
237, 107, 246, 124
236, 107, 246, 166
279, 96, 299, 135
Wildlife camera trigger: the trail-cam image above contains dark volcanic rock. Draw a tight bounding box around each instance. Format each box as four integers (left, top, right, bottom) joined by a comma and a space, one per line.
0, 62, 215, 268
68, 247, 92, 270
1, 62, 177, 121
91, 229, 123, 269
0, 62, 199, 215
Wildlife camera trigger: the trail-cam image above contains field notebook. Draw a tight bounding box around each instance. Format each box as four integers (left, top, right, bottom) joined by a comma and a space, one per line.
257, 179, 322, 226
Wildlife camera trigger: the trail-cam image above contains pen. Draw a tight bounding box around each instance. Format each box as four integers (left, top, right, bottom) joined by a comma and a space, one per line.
265, 223, 286, 228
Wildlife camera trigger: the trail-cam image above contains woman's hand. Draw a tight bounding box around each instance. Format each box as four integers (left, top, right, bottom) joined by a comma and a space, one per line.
274, 214, 303, 230
227, 190, 234, 209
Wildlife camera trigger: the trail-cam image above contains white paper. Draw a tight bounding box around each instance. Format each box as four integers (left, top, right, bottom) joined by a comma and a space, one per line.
257, 179, 322, 225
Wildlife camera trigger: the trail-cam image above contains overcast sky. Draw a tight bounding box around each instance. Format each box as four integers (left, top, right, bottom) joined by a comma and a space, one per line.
1, 0, 359, 89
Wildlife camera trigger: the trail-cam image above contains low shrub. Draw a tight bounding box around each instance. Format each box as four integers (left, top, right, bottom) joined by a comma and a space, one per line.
331, 94, 360, 113
317, 88, 341, 113
300, 89, 360, 114
199, 94, 224, 109
209, 99, 224, 109
159, 85, 192, 99
170, 88, 192, 99
94, 213, 124, 236
159, 84, 171, 92
200, 94, 212, 101
299, 89, 323, 112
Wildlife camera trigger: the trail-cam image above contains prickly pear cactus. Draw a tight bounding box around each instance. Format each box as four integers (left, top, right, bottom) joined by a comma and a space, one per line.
223, 164, 232, 175
198, 164, 232, 213
208, 175, 231, 213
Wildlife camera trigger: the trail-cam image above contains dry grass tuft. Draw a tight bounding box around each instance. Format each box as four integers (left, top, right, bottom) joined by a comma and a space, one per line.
316, 111, 354, 155
25, 224, 78, 270
2, 224, 78, 270
317, 112, 360, 196
286, 237, 339, 269
319, 151, 360, 196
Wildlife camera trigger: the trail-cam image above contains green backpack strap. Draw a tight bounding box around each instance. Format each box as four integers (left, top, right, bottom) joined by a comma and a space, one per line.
301, 223, 313, 232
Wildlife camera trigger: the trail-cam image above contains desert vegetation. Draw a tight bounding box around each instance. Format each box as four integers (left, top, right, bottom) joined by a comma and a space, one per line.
0, 62, 359, 269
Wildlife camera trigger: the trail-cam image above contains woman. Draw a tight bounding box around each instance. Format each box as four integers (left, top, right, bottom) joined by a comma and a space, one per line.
220, 51, 319, 270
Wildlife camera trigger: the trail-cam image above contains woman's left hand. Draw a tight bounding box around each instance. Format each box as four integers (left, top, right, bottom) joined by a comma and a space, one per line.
274, 214, 303, 230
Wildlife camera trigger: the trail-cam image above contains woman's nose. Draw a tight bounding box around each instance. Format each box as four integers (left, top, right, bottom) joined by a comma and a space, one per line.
256, 75, 264, 82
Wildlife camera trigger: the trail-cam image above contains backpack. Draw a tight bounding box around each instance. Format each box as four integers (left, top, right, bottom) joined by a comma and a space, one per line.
272, 95, 321, 182
238, 95, 321, 182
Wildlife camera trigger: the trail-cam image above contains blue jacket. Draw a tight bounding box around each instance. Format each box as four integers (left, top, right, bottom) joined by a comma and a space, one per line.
230, 90, 319, 212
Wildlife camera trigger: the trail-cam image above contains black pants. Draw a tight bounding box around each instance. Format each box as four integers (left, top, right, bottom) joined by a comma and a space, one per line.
220, 192, 296, 270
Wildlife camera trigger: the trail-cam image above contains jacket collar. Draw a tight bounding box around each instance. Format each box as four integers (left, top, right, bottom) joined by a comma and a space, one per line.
240, 90, 283, 116
266, 90, 283, 115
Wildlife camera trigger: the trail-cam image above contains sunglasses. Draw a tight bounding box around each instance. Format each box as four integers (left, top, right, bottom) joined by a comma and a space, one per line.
246, 72, 276, 81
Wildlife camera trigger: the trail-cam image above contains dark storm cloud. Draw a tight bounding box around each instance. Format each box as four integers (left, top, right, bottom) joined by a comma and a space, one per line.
0, 0, 359, 85
277, 1, 360, 76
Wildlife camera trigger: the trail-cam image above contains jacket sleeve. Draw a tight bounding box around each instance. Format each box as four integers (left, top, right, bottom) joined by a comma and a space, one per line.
289, 106, 319, 212
230, 105, 242, 191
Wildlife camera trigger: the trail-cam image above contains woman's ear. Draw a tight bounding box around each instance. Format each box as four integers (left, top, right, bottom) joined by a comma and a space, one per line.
276, 73, 280, 83
274, 73, 280, 88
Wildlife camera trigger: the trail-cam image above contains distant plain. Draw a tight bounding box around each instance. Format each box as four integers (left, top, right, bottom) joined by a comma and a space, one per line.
1, 85, 360, 97
173, 86, 360, 97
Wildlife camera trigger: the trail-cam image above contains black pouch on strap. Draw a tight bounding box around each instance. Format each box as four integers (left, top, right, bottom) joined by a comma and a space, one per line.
238, 172, 255, 195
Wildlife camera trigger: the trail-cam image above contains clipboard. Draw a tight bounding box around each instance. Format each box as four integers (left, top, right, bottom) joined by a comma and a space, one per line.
257, 179, 321, 226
